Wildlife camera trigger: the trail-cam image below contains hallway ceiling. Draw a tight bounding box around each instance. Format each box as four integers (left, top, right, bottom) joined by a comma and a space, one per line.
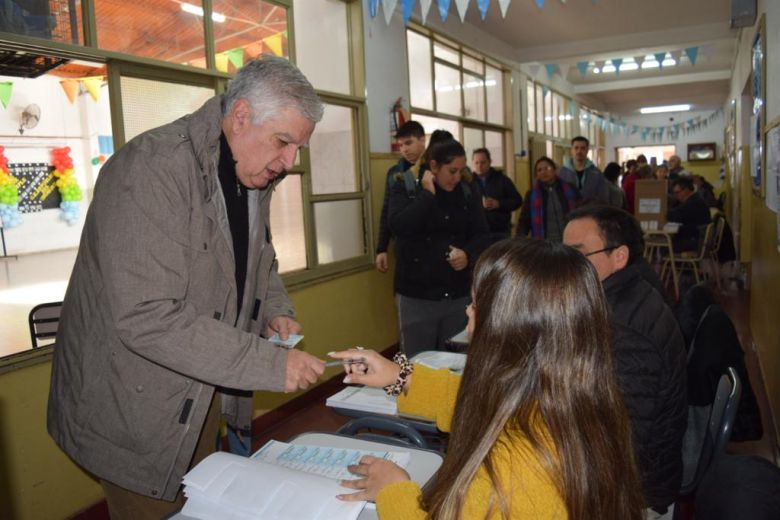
456, 0, 740, 116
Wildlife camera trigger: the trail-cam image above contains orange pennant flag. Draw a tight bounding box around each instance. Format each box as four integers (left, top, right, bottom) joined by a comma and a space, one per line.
82, 76, 103, 102
60, 79, 79, 104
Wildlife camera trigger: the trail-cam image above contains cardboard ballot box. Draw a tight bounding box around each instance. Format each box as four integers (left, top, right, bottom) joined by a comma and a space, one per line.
634, 179, 668, 231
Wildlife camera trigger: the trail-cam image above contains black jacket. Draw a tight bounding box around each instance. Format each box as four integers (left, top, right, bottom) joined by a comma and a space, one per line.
388, 176, 489, 300
603, 265, 688, 510
376, 158, 413, 254
667, 192, 711, 251
474, 168, 522, 233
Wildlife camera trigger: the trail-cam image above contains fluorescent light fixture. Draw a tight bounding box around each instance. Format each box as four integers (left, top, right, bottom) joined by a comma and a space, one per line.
181, 2, 226, 23
662, 58, 677, 67
592, 67, 600, 74
619, 62, 639, 71
640, 104, 691, 114
602, 64, 616, 73
642, 60, 660, 69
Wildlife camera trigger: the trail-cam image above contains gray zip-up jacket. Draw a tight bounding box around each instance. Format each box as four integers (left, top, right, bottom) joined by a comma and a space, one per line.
47, 96, 294, 500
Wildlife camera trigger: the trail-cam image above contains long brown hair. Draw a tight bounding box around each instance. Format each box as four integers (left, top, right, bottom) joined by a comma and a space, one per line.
422, 239, 643, 520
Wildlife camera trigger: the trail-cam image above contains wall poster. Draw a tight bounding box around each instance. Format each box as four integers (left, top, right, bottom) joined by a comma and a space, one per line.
750, 21, 765, 196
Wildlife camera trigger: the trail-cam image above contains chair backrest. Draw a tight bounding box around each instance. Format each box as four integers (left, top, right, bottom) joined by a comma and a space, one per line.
681, 367, 742, 496
710, 214, 726, 258
690, 222, 714, 261
337, 416, 429, 449
28, 301, 63, 348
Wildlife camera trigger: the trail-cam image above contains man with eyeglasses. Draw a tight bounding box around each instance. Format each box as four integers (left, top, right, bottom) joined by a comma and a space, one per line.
563, 204, 686, 520
668, 176, 712, 252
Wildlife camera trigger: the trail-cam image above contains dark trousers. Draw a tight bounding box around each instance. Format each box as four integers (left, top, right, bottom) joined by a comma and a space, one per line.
396, 294, 469, 358
100, 392, 222, 520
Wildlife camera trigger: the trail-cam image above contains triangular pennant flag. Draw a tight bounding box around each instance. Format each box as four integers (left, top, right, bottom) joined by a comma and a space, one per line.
654, 52, 667, 68
420, 0, 432, 23
437, 0, 451, 21
60, 79, 79, 104
527, 64, 541, 78
542, 85, 550, 97
215, 53, 229, 73
595, 60, 605, 72
476, 0, 490, 19
699, 43, 715, 60
264, 34, 283, 57
576, 61, 589, 77
368, 0, 379, 17
569, 101, 578, 116
402, 0, 415, 24
382, 0, 398, 25
685, 46, 698, 65
0, 81, 12, 109
454, 0, 469, 21
544, 63, 558, 78
611, 58, 623, 74
635, 55, 645, 68
82, 76, 102, 102
227, 47, 245, 68
659, 128, 665, 140
535, 0, 544, 7
670, 50, 682, 63
498, 0, 511, 17
631, 125, 639, 134
558, 63, 571, 79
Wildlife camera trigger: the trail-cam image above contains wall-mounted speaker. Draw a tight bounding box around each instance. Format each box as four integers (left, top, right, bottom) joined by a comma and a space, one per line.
730, 0, 757, 28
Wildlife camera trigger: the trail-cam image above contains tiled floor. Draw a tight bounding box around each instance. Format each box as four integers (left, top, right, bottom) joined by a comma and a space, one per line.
0, 248, 76, 357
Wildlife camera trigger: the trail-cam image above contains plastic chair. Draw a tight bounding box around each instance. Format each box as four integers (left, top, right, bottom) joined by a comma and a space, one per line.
337, 416, 429, 449
680, 367, 742, 497
28, 301, 63, 348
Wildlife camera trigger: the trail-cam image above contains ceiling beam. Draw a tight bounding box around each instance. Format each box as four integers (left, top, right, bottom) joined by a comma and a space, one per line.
515, 23, 736, 63
573, 70, 732, 94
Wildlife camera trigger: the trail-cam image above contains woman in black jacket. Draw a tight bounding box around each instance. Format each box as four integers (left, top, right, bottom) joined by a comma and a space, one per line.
388, 138, 489, 357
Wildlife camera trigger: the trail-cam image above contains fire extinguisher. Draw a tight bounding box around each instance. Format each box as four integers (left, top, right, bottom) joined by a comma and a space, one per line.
390, 97, 409, 152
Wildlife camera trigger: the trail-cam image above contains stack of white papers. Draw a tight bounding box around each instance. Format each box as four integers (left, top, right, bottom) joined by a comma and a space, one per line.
411, 351, 467, 373
181, 440, 409, 520
326, 386, 398, 415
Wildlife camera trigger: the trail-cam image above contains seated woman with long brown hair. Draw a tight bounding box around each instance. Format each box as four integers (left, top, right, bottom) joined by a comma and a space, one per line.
330, 239, 644, 519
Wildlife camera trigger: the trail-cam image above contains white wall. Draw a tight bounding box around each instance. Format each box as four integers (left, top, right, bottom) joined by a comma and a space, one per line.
605, 109, 726, 160
0, 74, 111, 255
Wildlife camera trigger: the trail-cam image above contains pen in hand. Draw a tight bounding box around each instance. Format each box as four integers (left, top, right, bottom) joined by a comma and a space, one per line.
324, 357, 366, 368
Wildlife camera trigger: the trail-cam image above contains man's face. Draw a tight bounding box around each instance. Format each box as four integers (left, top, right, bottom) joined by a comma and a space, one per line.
472, 152, 491, 176
673, 185, 692, 204
563, 217, 622, 282
571, 140, 589, 163
668, 156, 680, 170
227, 102, 315, 189
398, 135, 426, 163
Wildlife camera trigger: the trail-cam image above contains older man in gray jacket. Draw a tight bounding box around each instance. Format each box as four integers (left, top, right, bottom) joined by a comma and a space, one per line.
48, 56, 326, 518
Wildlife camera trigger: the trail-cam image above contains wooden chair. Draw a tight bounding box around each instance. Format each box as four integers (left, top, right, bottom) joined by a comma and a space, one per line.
28, 301, 63, 348
665, 223, 714, 286
645, 230, 680, 301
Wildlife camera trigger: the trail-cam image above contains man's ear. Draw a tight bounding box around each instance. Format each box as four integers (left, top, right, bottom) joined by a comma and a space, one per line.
612, 244, 630, 271
229, 99, 252, 134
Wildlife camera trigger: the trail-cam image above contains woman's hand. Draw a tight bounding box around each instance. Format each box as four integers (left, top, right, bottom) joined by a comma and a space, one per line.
447, 245, 468, 271
421, 170, 436, 195
329, 349, 400, 388
337, 456, 411, 502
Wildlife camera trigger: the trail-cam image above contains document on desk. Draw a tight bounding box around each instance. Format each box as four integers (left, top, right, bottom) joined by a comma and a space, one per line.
325, 386, 398, 415
180, 442, 410, 520
412, 351, 467, 373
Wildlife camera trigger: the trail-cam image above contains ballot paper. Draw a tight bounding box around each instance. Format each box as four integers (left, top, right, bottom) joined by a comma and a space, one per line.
325, 386, 398, 415
268, 333, 303, 348
180, 442, 410, 520
411, 351, 467, 373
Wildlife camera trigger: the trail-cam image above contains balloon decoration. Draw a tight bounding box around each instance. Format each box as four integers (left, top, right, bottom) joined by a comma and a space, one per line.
0, 146, 22, 228
51, 147, 83, 226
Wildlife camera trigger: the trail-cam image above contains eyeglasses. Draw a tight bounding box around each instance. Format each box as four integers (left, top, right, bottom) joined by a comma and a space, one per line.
584, 246, 618, 257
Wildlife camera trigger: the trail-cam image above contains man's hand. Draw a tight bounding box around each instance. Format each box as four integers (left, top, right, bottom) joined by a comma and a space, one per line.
483, 197, 499, 210
447, 245, 468, 271
375, 252, 389, 273
285, 349, 325, 392
338, 456, 411, 502
265, 316, 302, 341
421, 170, 436, 195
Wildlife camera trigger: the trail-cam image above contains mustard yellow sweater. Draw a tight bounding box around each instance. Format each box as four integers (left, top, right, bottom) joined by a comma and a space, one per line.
375, 364, 567, 519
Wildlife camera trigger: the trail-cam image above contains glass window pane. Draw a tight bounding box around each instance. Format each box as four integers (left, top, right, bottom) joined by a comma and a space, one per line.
485, 65, 503, 125
433, 42, 458, 64
535, 85, 544, 135
485, 131, 503, 168
462, 54, 483, 74
462, 127, 483, 157
462, 72, 484, 121
407, 30, 433, 110
544, 88, 552, 136
563, 98, 571, 138
526, 82, 535, 133
211, 0, 288, 72
293, 0, 350, 94
270, 174, 306, 273
434, 63, 461, 116
120, 77, 213, 142
309, 104, 357, 195
410, 114, 459, 141
95, 0, 205, 67
0, 1, 83, 44
552, 93, 559, 138
314, 200, 365, 264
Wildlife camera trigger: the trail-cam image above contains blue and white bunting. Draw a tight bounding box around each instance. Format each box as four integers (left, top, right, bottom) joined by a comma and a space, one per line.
369, 0, 380, 18
382, 0, 398, 24
437, 0, 451, 21
420, 0, 432, 23
402, 0, 415, 23
454, 0, 470, 21
498, 0, 511, 17
476, 0, 490, 19
685, 46, 699, 65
